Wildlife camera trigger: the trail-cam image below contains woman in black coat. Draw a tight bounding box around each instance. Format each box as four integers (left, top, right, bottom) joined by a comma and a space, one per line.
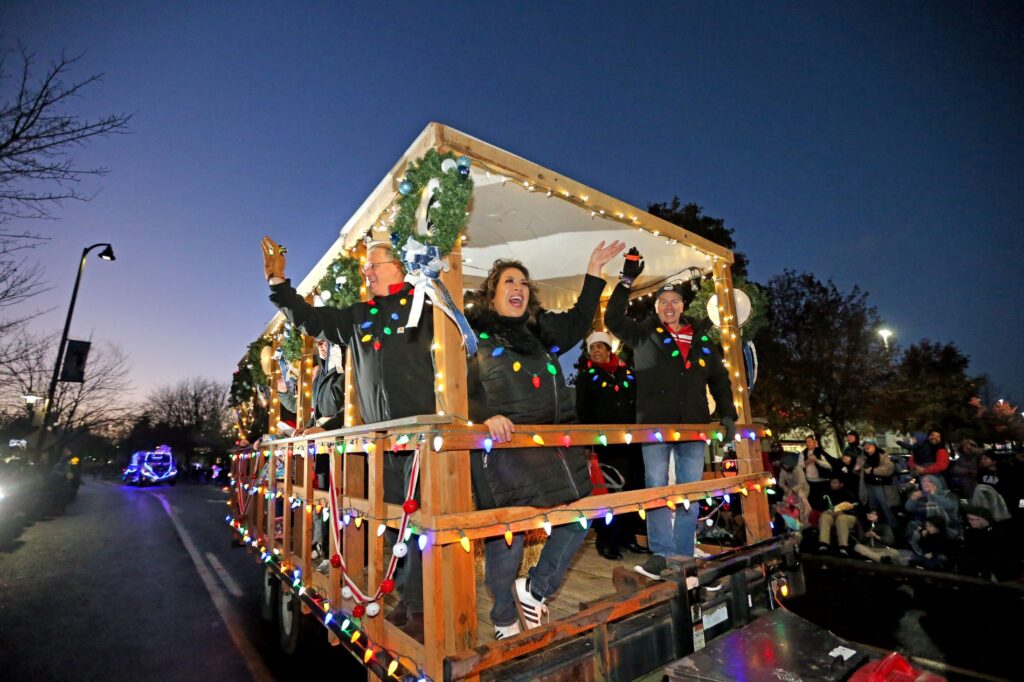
468, 240, 623, 639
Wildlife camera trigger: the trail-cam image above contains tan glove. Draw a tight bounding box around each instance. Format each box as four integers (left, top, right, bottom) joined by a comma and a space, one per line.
261, 236, 287, 281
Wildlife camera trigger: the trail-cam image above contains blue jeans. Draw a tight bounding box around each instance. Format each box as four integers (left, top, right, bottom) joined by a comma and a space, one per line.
642, 441, 707, 557
484, 523, 587, 626
865, 484, 898, 528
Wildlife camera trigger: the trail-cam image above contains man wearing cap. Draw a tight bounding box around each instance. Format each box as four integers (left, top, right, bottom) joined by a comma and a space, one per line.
575, 330, 646, 560
605, 247, 736, 579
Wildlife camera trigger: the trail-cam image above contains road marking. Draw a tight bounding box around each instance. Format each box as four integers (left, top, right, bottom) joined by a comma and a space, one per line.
206, 551, 245, 598
147, 491, 274, 682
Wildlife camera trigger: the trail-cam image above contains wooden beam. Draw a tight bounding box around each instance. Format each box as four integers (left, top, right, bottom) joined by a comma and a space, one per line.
431, 473, 768, 544
420, 241, 477, 679
711, 260, 771, 543
445, 581, 678, 680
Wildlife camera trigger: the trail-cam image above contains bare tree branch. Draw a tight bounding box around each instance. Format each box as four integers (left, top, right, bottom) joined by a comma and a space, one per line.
0, 46, 132, 222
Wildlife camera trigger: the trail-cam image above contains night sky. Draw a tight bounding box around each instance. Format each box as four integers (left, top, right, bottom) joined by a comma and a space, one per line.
5, 2, 1023, 401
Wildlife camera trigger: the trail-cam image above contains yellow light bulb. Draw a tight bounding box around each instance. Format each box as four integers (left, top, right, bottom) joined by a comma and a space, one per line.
532, 434, 545, 445
460, 534, 471, 552
504, 527, 513, 546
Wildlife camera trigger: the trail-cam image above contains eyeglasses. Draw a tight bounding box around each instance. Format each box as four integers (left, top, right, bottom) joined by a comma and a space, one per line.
361, 260, 398, 274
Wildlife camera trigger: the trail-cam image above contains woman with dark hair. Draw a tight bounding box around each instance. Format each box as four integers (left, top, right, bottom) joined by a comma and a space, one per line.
467, 240, 624, 640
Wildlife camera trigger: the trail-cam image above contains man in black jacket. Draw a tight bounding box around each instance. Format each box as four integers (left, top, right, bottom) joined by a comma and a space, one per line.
605, 248, 736, 579
262, 236, 432, 635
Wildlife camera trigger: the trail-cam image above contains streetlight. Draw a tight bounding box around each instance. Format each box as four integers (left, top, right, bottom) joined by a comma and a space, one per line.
878, 328, 893, 350
34, 243, 116, 464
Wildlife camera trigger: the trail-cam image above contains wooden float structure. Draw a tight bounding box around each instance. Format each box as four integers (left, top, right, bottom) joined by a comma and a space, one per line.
228, 123, 774, 680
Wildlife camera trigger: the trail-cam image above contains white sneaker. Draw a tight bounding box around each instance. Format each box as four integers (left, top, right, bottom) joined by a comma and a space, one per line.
514, 578, 549, 630
494, 621, 521, 640
316, 559, 330, 575
693, 546, 712, 558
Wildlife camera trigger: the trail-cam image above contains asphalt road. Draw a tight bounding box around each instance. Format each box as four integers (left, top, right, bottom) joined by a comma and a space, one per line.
0, 478, 362, 681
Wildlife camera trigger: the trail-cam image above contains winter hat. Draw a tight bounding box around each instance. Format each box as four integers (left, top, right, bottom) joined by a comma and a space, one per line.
781, 452, 799, 470
586, 331, 616, 351
962, 505, 994, 526
862, 437, 877, 446
846, 429, 859, 438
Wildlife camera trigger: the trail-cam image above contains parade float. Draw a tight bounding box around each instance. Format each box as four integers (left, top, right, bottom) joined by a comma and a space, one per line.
226, 123, 803, 681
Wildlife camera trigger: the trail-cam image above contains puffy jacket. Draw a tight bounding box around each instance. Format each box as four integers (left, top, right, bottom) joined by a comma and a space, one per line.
604, 283, 736, 424
270, 280, 435, 424
466, 274, 605, 509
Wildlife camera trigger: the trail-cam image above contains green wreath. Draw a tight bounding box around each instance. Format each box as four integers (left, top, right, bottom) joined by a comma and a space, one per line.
316, 254, 362, 309
391, 148, 473, 257
278, 323, 305, 364
229, 338, 271, 407
688, 276, 767, 343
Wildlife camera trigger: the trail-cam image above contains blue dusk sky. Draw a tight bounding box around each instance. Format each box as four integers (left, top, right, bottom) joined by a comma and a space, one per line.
4, 2, 1022, 401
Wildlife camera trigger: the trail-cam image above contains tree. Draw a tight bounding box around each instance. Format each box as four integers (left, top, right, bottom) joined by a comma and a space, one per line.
647, 197, 749, 278
129, 377, 232, 465
751, 271, 893, 444
0, 46, 131, 222
0, 330, 132, 459
885, 340, 981, 442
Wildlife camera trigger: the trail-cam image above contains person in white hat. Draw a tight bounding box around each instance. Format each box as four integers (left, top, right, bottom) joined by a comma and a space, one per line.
576, 330, 648, 560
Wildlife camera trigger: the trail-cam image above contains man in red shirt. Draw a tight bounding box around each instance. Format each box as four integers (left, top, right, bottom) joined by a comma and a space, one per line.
910, 430, 950, 476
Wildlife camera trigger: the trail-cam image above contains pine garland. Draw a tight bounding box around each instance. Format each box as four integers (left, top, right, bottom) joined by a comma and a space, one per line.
391, 149, 473, 257
688, 277, 768, 343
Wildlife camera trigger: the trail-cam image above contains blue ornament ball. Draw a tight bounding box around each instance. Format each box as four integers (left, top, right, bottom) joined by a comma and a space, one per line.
398, 180, 413, 195
456, 155, 471, 169
458, 166, 470, 177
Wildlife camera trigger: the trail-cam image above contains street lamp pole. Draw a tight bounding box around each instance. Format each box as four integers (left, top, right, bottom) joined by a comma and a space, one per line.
34, 243, 115, 464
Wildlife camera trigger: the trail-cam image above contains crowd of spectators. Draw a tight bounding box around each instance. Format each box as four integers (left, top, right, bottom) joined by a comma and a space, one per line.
768, 430, 1023, 583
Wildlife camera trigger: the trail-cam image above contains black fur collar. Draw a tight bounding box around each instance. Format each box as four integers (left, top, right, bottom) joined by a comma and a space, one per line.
467, 307, 544, 355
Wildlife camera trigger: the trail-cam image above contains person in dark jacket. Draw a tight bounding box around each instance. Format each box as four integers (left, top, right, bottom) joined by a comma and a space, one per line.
277, 338, 347, 570
575, 330, 647, 560
604, 248, 737, 580
959, 505, 1016, 581
468, 241, 623, 640
262, 236, 432, 634
860, 438, 899, 528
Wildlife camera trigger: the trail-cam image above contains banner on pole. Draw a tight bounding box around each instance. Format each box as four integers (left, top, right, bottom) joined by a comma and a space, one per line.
59, 339, 91, 383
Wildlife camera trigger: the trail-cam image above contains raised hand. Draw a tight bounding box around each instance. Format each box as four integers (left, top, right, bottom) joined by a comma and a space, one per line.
620, 246, 645, 285
587, 240, 626, 277
261, 236, 287, 282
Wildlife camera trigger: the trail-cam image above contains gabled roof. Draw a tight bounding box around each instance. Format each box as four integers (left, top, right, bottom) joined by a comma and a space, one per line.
265, 122, 734, 332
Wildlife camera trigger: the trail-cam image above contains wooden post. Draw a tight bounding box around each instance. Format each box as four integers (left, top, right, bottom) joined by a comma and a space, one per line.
711, 259, 771, 543
420, 241, 477, 677
341, 348, 366, 613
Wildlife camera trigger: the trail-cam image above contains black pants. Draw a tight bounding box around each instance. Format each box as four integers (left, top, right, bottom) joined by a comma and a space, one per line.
593, 444, 645, 550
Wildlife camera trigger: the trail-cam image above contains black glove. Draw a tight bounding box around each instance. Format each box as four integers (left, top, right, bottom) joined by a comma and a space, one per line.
720, 416, 737, 443
620, 247, 644, 286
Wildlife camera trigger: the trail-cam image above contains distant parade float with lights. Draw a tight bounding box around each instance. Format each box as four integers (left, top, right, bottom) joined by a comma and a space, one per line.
227, 124, 790, 681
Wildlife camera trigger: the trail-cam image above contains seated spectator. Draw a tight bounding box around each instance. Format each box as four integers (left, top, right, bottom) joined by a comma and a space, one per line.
817, 477, 858, 556
853, 508, 907, 565
860, 438, 899, 529
905, 474, 961, 543
799, 435, 837, 511
976, 450, 1010, 503
909, 430, 950, 476
970, 484, 1011, 524
778, 452, 812, 524
959, 505, 1015, 582
911, 516, 956, 571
